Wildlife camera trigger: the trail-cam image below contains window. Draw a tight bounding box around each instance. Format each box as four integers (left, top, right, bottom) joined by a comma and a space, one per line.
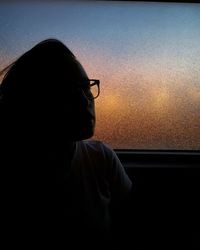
0, 0, 199, 150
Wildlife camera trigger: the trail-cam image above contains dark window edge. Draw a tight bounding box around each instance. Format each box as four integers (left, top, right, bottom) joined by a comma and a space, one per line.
115, 149, 200, 168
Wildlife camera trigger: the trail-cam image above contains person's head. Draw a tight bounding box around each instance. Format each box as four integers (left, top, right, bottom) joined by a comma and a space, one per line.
0, 38, 100, 143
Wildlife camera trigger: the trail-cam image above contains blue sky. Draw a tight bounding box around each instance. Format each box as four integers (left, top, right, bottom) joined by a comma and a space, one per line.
0, 1, 199, 66
0, 1, 200, 149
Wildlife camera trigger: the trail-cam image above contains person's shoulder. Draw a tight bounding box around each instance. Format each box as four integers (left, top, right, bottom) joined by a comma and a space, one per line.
80, 140, 114, 155
78, 140, 119, 167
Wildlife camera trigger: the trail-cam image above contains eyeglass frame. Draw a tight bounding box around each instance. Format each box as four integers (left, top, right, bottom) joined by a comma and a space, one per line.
75, 79, 100, 100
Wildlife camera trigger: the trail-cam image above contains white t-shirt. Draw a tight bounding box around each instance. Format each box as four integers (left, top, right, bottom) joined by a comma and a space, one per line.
64, 140, 132, 238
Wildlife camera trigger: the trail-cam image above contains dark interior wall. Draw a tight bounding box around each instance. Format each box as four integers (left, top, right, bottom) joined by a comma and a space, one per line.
117, 153, 200, 249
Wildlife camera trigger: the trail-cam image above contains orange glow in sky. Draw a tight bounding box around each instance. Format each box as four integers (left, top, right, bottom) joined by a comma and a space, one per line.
0, 1, 200, 149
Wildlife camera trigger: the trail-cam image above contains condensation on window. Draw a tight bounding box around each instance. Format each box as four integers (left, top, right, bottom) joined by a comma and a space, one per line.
0, 1, 200, 150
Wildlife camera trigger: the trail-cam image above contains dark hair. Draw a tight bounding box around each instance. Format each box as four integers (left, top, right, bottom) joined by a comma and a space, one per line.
0, 38, 76, 106
0, 38, 81, 152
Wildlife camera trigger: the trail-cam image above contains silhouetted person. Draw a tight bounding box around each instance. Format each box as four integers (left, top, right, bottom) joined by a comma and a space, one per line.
0, 39, 132, 248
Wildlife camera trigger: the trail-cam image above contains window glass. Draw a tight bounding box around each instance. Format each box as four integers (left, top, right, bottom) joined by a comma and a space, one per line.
0, 1, 200, 150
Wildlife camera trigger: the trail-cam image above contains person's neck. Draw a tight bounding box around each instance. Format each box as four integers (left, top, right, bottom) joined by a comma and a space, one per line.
46, 140, 76, 168
66, 141, 76, 162
64, 141, 76, 174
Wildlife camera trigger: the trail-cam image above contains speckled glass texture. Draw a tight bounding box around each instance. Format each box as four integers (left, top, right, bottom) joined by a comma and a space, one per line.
0, 1, 199, 149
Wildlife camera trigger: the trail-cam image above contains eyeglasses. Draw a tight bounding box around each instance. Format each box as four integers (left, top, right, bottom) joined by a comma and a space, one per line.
77, 79, 100, 100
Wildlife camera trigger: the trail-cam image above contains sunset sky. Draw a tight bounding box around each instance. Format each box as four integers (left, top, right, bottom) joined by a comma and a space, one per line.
0, 1, 200, 149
